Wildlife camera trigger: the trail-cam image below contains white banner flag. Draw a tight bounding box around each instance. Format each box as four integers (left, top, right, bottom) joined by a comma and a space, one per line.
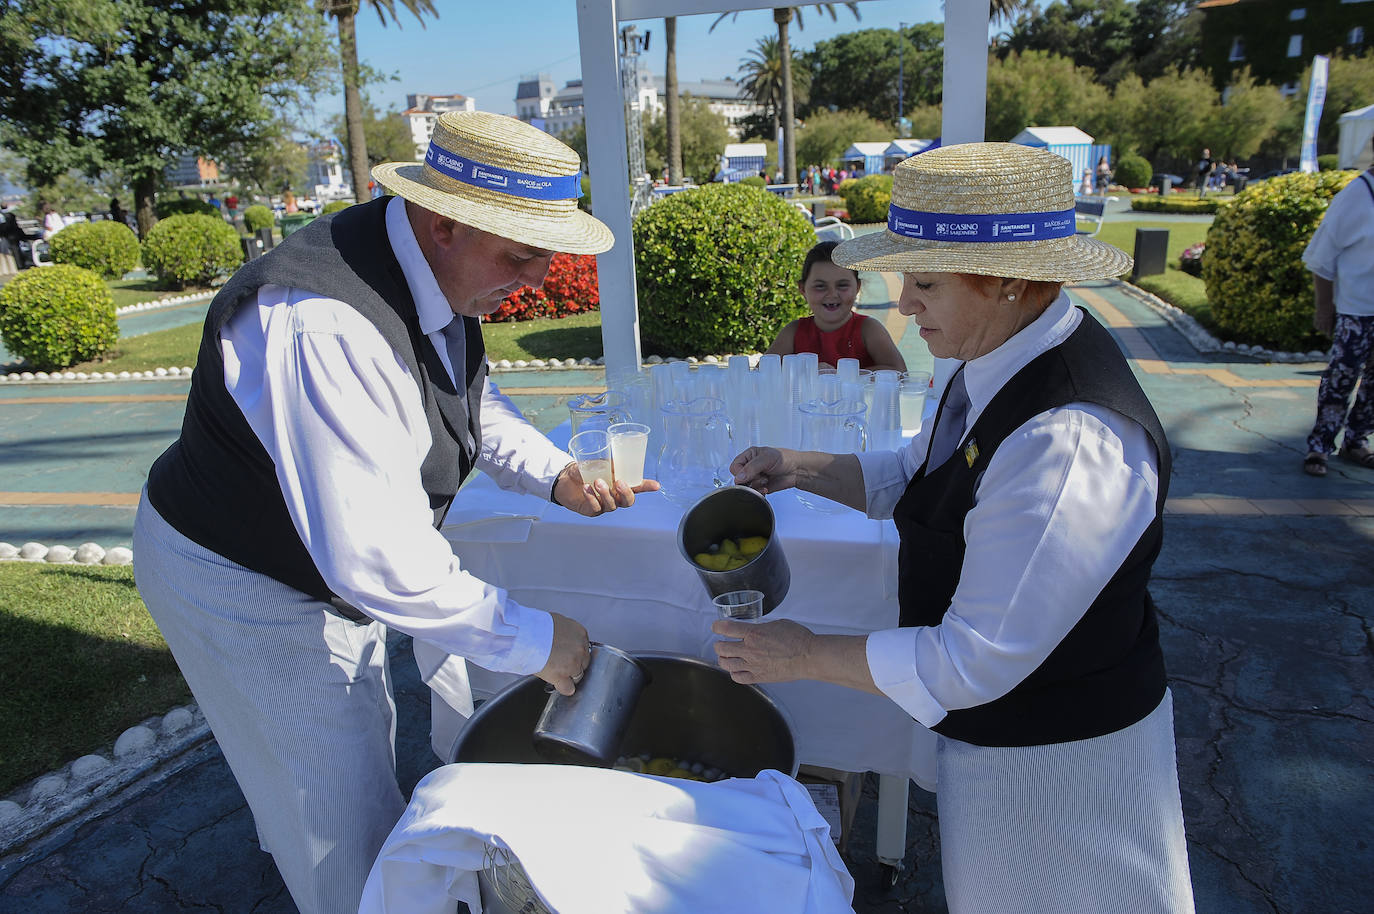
1300, 55, 1330, 173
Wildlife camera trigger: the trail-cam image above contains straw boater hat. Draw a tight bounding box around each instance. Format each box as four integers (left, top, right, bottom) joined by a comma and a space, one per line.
371, 110, 613, 255
833, 142, 1131, 282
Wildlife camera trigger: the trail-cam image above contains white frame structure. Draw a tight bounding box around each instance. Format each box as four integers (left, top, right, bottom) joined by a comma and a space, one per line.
575, 0, 991, 378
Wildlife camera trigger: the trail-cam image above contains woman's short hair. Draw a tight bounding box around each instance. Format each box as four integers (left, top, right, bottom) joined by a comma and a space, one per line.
955, 273, 1063, 311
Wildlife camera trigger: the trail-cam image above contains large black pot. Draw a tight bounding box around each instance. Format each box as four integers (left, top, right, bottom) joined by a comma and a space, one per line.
449, 651, 797, 778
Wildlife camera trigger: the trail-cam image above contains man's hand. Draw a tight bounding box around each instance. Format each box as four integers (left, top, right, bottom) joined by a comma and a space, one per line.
537, 612, 592, 696
552, 460, 659, 517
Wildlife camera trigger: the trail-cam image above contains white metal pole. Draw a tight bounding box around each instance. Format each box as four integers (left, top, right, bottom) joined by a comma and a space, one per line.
941, 0, 989, 145
577, 0, 644, 381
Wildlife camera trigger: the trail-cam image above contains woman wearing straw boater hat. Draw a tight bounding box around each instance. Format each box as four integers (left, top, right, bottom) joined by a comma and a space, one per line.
718, 143, 1195, 911
134, 111, 656, 914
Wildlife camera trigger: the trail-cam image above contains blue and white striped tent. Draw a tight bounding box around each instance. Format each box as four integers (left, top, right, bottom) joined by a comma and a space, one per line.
841, 142, 889, 177
884, 138, 938, 170
717, 143, 767, 182
1010, 127, 1111, 188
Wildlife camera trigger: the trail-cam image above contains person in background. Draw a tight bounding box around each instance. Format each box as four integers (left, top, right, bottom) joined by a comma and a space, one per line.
766, 240, 907, 373
207, 193, 222, 212
109, 198, 127, 228
718, 142, 1194, 913
1079, 169, 1094, 197
1095, 155, 1112, 194
1301, 145, 1374, 476
224, 192, 239, 221
1, 205, 37, 270
40, 203, 64, 241
132, 111, 656, 914
1195, 148, 1214, 197
282, 188, 298, 213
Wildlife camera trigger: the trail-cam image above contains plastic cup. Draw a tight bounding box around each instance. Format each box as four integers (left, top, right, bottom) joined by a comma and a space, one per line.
900, 371, 932, 435
714, 589, 765, 621
567, 429, 614, 489
607, 422, 651, 486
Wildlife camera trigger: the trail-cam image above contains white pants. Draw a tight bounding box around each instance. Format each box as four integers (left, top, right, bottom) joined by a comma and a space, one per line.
133, 494, 406, 914
937, 691, 1195, 914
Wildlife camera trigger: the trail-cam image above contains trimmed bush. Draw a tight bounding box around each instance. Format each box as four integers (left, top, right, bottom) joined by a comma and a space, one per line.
141, 214, 243, 290
0, 265, 118, 370
837, 174, 893, 224
1203, 170, 1357, 352
487, 254, 599, 322
320, 200, 351, 215
1114, 153, 1150, 190
47, 220, 140, 279
1131, 196, 1222, 215
155, 198, 217, 218
1317, 154, 1338, 172
243, 204, 274, 232
739, 175, 767, 188
633, 183, 815, 355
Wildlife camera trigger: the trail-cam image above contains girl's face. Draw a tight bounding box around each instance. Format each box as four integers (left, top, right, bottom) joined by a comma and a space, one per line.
799, 260, 860, 332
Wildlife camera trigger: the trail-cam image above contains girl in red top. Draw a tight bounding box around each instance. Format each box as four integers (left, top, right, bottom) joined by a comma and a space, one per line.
766, 240, 907, 372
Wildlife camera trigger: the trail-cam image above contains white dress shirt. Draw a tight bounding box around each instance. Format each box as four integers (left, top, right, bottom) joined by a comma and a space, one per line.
1302, 170, 1374, 317
856, 294, 1162, 728
218, 195, 572, 676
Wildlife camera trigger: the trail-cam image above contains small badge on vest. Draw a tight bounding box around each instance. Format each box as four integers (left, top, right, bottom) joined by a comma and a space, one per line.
963, 438, 980, 467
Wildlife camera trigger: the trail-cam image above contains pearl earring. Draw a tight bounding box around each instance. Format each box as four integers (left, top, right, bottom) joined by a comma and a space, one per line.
1007, 293, 1017, 302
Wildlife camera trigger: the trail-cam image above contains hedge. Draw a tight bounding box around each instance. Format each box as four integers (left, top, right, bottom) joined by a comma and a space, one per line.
243, 205, 274, 233
0, 265, 119, 370
837, 174, 893, 224
141, 214, 243, 290
155, 198, 218, 219
1114, 153, 1150, 190
1130, 196, 1223, 215
47, 220, 140, 279
1202, 170, 1357, 352
633, 183, 815, 355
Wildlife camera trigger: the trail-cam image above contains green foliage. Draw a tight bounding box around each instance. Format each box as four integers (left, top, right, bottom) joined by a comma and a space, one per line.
47, 220, 140, 279
1114, 152, 1151, 189
320, 200, 352, 215
740, 175, 767, 188
1130, 196, 1222, 215
633, 184, 816, 355
1202, 171, 1356, 352
243, 204, 274, 232
738, 34, 810, 127
328, 98, 417, 168
795, 108, 891, 169
643, 96, 731, 184
803, 24, 943, 123
1317, 155, 1339, 172
1209, 67, 1288, 162
141, 214, 243, 290
0, 265, 118, 370
155, 198, 218, 219
837, 174, 893, 224
985, 50, 1111, 143
1001, 0, 1200, 86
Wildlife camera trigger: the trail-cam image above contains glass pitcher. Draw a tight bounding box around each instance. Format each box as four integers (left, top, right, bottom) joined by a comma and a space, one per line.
658, 397, 734, 508
568, 391, 629, 435
796, 398, 867, 514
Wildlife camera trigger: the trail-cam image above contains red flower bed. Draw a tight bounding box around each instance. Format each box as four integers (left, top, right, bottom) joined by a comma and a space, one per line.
484, 253, 600, 322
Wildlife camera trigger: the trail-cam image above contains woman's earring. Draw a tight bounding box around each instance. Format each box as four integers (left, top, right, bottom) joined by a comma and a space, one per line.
1007, 293, 1017, 302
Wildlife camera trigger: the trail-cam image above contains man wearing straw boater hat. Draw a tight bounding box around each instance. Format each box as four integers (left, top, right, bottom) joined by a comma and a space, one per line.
720, 143, 1195, 911
134, 111, 655, 913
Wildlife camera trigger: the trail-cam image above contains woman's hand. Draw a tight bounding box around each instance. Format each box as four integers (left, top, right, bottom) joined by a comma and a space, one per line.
711, 619, 817, 684
730, 446, 800, 495
553, 460, 660, 516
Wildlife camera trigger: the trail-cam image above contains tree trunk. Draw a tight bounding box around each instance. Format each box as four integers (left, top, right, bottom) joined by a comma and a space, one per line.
775, 8, 796, 185
336, 7, 372, 203
665, 17, 682, 185
134, 174, 157, 240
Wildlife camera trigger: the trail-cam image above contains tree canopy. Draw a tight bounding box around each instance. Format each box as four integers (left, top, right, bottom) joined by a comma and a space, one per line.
1000, 0, 1199, 87
804, 24, 943, 125
0, 0, 334, 234
643, 96, 730, 184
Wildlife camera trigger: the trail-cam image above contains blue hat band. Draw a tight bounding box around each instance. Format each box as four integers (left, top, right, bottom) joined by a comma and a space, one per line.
887, 203, 1076, 243
424, 142, 582, 201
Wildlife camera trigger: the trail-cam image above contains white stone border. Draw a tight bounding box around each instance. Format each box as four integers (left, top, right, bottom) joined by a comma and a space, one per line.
1117, 280, 1328, 364
0, 542, 132, 565
113, 290, 214, 316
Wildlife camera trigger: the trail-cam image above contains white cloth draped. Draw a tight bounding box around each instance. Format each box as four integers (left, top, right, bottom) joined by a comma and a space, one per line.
360, 765, 856, 914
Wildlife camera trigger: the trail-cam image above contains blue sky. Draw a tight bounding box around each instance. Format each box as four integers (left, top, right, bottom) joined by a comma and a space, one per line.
307, 0, 963, 130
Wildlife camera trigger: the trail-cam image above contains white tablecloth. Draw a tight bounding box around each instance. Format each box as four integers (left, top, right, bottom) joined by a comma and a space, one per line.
429, 454, 937, 790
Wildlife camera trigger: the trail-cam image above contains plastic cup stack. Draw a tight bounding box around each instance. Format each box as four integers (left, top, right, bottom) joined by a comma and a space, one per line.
755, 354, 784, 448
668, 359, 693, 402
836, 358, 861, 386
869, 373, 902, 452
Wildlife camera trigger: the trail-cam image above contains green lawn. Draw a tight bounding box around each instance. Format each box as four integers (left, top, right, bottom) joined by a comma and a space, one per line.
0, 562, 191, 795
107, 277, 195, 311
1093, 219, 1214, 334
71, 321, 204, 373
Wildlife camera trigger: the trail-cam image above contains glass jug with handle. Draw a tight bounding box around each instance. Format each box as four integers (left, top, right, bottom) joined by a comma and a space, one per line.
796, 398, 867, 514
568, 391, 629, 435
658, 397, 734, 508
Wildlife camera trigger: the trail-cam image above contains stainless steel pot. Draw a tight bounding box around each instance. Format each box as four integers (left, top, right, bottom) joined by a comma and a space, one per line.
450, 652, 797, 778
677, 485, 790, 614
532, 643, 650, 767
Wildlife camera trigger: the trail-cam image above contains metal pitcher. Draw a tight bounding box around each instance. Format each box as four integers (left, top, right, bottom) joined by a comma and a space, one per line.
677, 485, 790, 614
532, 643, 650, 767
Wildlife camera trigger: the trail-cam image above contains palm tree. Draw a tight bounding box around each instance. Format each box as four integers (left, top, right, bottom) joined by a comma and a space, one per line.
713, 5, 859, 185
738, 36, 810, 145
665, 18, 682, 185
321, 0, 437, 204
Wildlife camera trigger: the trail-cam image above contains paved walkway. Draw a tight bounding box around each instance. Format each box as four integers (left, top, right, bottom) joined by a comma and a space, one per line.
1, 279, 1371, 913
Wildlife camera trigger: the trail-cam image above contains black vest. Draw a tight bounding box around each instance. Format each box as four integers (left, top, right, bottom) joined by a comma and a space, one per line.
893, 310, 1171, 747
147, 197, 487, 605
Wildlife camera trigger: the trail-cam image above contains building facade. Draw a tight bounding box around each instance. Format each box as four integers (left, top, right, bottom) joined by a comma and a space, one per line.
515, 71, 761, 139
163, 155, 219, 188
1198, 0, 1370, 94
402, 93, 478, 159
